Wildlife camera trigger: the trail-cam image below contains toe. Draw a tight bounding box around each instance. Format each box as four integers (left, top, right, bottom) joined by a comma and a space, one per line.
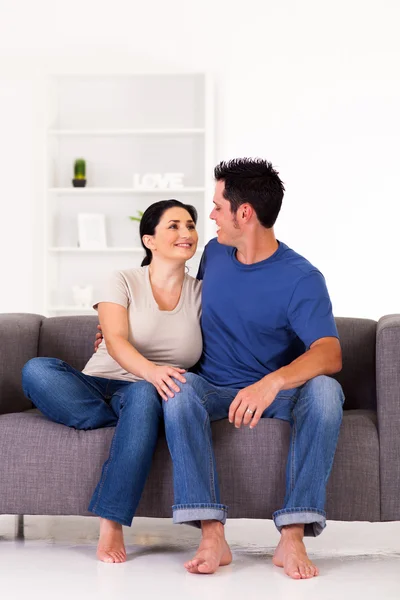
187, 565, 199, 574
99, 552, 114, 563
198, 562, 213, 574
299, 564, 307, 579
290, 570, 301, 580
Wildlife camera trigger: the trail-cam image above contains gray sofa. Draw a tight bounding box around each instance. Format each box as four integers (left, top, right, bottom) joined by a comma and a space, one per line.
0, 313, 399, 525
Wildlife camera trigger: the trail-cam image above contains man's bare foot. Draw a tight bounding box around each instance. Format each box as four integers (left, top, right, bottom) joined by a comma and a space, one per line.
97, 518, 127, 563
184, 521, 232, 575
272, 524, 319, 579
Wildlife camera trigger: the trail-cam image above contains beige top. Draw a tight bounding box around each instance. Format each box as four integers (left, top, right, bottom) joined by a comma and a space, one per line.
82, 266, 203, 382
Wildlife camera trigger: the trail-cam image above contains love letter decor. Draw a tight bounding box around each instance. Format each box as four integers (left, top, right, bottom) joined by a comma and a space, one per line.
132, 173, 184, 190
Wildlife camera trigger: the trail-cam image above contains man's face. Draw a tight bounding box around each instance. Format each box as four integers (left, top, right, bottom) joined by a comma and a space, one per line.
209, 181, 241, 246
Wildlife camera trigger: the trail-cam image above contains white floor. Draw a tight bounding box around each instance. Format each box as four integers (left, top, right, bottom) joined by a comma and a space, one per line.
0, 516, 399, 600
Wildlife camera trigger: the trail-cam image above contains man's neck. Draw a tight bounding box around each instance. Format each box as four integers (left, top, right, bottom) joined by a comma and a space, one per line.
234, 229, 279, 265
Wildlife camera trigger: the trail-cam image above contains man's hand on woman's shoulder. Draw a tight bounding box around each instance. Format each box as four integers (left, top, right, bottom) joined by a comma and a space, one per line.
94, 324, 103, 352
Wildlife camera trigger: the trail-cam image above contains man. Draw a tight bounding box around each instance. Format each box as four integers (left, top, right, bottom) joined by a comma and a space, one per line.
96, 158, 344, 580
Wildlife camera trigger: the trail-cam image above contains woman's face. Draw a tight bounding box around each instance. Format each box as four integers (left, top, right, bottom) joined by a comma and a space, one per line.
144, 207, 198, 263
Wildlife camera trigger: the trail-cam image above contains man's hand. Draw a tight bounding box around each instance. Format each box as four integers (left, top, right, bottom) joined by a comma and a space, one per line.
94, 324, 103, 352
229, 376, 282, 429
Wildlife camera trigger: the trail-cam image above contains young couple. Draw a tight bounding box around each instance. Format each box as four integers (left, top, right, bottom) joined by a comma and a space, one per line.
22, 158, 344, 580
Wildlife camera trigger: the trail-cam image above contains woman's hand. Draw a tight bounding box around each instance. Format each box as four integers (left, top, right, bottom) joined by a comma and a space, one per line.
145, 364, 187, 401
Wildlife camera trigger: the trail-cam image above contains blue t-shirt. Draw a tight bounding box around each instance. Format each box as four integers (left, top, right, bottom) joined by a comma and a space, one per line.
195, 238, 338, 389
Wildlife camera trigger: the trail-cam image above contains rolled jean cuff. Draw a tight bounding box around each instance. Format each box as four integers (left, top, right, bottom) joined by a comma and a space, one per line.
173, 503, 228, 528
88, 503, 132, 527
273, 508, 326, 537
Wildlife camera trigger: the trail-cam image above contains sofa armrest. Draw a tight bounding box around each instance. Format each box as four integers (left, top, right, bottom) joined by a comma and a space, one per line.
0, 313, 44, 415
376, 314, 400, 520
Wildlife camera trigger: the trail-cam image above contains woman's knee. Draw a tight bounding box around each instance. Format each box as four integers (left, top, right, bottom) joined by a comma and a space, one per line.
120, 381, 161, 411
21, 357, 60, 395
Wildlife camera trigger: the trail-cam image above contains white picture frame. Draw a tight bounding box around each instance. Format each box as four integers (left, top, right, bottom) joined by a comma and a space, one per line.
77, 213, 107, 249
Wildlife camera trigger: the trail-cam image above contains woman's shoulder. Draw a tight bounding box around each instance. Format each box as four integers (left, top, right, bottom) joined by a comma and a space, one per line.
113, 266, 147, 284
185, 272, 202, 290
184, 273, 202, 306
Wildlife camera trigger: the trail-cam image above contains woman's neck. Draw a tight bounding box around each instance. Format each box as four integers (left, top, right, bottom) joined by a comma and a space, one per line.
148, 259, 186, 291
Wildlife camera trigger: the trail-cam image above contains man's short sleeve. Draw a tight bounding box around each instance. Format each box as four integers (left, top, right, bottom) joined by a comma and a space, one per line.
196, 249, 206, 281
93, 271, 130, 311
287, 271, 338, 348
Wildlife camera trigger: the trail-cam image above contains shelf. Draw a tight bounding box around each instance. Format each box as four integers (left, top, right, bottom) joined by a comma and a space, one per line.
48, 306, 95, 313
48, 187, 205, 195
48, 247, 205, 253
48, 128, 205, 136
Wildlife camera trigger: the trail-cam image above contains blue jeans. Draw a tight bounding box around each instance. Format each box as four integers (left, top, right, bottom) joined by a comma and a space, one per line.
162, 372, 344, 537
21, 357, 163, 526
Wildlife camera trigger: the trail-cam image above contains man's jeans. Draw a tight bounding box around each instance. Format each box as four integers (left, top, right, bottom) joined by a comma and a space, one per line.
22, 357, 163, 526
162, 372, 344, 537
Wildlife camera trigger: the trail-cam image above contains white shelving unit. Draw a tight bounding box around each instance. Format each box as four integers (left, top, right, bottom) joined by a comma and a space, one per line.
44, 74, 214, 316
48, 247, 205, 253
49, 187, 205, 194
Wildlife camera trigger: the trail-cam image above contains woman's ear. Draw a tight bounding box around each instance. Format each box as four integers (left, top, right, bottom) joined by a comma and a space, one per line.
142, 235, 155, 250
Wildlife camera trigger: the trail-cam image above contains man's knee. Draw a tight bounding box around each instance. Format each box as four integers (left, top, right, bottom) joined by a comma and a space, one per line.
303, 375, 344, 421
163, 383, 199, 420
163, 373, 212, 420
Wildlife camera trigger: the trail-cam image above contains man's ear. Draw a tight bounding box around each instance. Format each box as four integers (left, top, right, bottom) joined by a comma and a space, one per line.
241, 204, 253, 221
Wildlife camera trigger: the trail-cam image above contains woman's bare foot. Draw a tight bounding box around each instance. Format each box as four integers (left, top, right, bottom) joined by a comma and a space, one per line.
184, 521, 232, 575
97, 518, 127, 563
272, 524, 319, 579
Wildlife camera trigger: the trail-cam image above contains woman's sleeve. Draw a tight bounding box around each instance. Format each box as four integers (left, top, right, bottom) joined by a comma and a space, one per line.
92, 271, 130, 311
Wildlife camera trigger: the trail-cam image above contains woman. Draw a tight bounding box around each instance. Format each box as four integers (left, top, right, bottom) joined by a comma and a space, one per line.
22, 199, 203, 563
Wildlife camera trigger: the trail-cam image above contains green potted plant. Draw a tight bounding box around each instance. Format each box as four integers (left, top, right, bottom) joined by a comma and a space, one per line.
129, 211, 144, 247
129, 210, 144, 223
72, 158, 86, 187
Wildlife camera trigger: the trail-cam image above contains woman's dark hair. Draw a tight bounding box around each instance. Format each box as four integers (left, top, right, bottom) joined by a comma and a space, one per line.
214, 158, 285, 228
140, 199, 198, 266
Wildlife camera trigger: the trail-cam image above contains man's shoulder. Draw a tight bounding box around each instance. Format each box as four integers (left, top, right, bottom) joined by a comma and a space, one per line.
204, 237, 229, 255
279, 242, 323, 280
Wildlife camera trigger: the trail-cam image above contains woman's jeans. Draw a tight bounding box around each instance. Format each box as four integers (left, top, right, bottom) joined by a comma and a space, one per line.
21, 357, 163, 526
162, 372, 344, 537
22, 358, 344, 536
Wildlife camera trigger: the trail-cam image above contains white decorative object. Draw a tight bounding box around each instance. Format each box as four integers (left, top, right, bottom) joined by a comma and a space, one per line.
72, 285, 93, 307
132, 172, 184, 190
77, 213, 107, 249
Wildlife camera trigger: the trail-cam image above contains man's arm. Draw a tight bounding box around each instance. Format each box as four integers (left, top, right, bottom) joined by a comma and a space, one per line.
269, 336, 342, 391
229, 337, 342, 428
230, 270, 341, 428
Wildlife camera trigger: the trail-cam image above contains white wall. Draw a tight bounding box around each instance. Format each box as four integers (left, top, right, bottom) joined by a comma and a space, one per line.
0, 0, 399, 319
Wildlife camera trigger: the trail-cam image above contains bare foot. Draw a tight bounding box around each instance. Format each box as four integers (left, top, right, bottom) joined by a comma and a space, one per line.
272, 525, 319, 579
184, 521, 232, 575
97, 518, 127, 563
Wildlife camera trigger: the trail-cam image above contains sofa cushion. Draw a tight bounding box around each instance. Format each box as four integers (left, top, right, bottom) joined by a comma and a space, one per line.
334, 317, 377, 411
38, 316, 99, 372
0, 409, 379, 522
0, 313, 44, 415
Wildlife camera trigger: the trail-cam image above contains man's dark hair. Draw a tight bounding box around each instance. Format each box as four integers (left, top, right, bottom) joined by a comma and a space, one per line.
214, 158, 285, 228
